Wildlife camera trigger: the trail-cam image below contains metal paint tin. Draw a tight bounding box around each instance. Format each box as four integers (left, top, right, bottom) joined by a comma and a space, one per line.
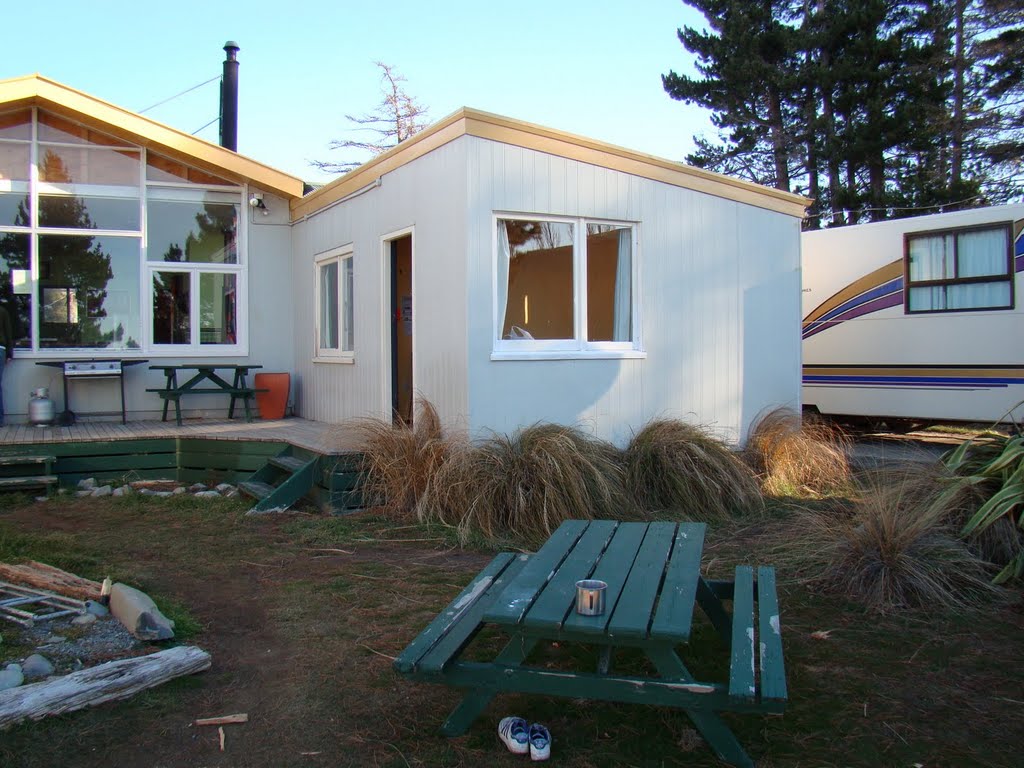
575, 579, 607, 616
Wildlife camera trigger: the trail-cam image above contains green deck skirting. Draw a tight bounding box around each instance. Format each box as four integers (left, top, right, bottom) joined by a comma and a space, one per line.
0, 438, 364, 513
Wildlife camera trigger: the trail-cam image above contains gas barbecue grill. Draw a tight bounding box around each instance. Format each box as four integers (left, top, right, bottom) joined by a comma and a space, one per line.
35, 358, 149, 424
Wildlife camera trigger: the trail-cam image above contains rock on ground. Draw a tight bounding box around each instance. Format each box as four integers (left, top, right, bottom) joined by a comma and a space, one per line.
85, 600, 109, 617
72, 613, 97, 627
22, 654, 54, 680
92, 485, 113, 497
0, 664, 23, 690
77, 478, 96, 490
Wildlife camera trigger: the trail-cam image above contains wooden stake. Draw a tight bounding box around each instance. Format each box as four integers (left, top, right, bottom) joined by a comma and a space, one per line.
219, 726, 225, 751
195, 713, 249, 727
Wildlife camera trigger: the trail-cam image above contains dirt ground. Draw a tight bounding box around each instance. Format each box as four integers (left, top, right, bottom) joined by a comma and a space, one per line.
1, 495, 1022, 768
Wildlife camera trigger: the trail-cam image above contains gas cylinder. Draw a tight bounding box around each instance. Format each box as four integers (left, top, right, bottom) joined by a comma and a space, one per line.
28, 387, 56, 427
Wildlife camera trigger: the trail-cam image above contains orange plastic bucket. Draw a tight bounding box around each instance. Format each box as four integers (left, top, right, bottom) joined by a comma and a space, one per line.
254, 372, 290, 420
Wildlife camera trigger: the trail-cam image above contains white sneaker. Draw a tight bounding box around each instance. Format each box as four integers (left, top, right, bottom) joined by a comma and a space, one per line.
498, 716, 529, 755
529, 723, 551, 761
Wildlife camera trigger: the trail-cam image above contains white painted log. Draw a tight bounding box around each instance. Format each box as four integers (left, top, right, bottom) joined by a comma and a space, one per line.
0, 646, 212, 729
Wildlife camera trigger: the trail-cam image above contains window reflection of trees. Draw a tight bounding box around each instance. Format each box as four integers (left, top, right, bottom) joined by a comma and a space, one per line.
0, 150, 138, 348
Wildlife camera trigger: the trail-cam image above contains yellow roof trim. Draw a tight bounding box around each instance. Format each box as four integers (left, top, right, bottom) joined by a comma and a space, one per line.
291, 107, 809, 221
0, 74, 304, 199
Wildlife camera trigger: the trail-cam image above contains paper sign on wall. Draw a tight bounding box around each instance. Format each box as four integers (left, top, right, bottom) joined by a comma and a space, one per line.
401, 295, 412, 335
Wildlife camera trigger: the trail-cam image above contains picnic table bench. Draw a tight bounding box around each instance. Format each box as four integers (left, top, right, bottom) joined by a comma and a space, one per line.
394, 520, 787, 767
147, 364, 265, 426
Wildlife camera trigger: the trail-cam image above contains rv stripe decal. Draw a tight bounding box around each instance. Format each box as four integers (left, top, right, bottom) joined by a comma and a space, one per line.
802, 365, 1024, 391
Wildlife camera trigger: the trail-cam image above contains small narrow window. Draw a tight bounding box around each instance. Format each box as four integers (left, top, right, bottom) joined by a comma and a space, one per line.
905, 223, 1013, 313
315, 246, 354, 360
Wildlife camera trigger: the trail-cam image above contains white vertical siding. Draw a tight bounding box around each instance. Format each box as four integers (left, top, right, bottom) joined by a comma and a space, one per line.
463, 137, 800, 446
289, 141, 469, 428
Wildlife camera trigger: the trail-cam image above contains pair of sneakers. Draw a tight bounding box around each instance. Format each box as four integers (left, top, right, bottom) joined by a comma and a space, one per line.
498, 716, 551, 761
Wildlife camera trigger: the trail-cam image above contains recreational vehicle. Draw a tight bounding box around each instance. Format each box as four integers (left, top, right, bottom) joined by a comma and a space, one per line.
802, 204, 1024, 426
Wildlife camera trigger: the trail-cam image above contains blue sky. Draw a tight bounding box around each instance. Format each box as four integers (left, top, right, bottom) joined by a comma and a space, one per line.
4, 1, 711, 184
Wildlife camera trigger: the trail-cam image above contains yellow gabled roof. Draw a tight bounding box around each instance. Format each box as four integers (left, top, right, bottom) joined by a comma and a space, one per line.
292, 107, 810, 221
0, 74, 304, 200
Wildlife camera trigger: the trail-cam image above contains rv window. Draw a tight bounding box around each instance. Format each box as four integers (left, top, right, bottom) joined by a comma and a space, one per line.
905, 223, 1013, 313
494, 215, 639, 357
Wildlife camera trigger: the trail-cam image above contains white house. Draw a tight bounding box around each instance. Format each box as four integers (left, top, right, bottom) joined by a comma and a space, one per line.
1, 75, 808, 445
802, 203, 1024, 425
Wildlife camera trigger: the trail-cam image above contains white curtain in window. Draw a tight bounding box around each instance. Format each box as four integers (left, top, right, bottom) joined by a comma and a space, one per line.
496, 220, 511, 338
612, 228, 632, 341
908, 285, 945, 311
908, 234, 954, 281
957, 228, 1008, 277
948, 281, 1011, 309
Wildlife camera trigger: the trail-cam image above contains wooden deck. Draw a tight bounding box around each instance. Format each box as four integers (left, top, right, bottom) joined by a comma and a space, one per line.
0, 417, 365, 455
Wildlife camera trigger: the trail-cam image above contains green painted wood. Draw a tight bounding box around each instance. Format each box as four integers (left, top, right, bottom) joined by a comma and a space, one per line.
0, 475, 58, 490
606, 522, 677, 640
439, 634, 539, 736
729, 566, 756, 701
57, 454, 176, 473
757, 566, 787, 703
418, 557, 531, 675
269, 455, 306, 473
646, 646, 757, 767
176, 439, 285, 456
394, 553, 517, 674
523, 520, 618, 632
4, 440, 174, 459
0, 455, 55, 466
431, 660, 780, 717
247, 456, 320, 513
484, 520, 588, 626
325, 471, 361, 492
239, 481, 275, 500
562, 521, 648, 636
649, 522, 706, 643
177, 452, 271, 472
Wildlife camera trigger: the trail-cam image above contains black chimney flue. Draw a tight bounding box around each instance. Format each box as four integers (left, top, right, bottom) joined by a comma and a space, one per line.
219, 41, 239, 151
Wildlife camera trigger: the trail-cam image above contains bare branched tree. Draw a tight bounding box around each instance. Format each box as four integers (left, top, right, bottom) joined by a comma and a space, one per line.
311, 62, 429, 175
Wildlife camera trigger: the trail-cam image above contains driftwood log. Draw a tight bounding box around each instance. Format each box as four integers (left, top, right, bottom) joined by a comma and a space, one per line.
0, 646, 212, 729
0, 561, 102, 601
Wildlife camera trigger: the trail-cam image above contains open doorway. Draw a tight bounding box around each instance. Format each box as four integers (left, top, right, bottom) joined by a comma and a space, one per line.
389, 234, 413, 425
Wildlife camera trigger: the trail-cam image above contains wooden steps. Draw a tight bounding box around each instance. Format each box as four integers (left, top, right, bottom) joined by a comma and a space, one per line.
239, 448, 320, 514
0, 455, 57, 495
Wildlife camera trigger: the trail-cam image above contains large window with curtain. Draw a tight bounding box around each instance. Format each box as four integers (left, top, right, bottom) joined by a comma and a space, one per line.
494, 214, 638, 356
0, 107, 246, 356
905, 223, 1014, 313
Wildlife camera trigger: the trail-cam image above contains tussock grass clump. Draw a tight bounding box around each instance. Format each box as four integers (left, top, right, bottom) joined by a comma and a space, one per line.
772, 466, 996, 611
623, 419, 763, 522
356, 399, 450, 520
744, 407, 852, 497
423, 423, 634, 547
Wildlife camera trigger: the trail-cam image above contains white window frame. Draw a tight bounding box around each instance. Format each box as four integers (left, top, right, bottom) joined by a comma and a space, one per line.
144, 187, 246, 356
0, 107, 248, 358
313, 244, 354, 364
491, 213, 643, 360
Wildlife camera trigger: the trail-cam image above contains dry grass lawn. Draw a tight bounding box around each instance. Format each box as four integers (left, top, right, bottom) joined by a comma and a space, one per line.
0, 493, 1021, 767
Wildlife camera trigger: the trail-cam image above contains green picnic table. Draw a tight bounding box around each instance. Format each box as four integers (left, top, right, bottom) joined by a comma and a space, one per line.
394, 520, 787, 767
147, 364, 264, 426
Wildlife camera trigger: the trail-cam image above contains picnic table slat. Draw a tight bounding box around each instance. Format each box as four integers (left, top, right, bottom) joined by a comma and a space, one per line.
757, 566, 787, 702
728, 566, 756, 700
393, 552, 518, 674
561, 521, 649, 636
418, 555, 532, 675
523, 520, 619, 632
606, 522, 677, 640
484, 520, 589, 626
649, 522, 707, 643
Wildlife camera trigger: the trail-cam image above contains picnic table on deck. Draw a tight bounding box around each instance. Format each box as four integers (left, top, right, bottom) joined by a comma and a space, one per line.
394, 519, 787, 768
147, 364, 264, 426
